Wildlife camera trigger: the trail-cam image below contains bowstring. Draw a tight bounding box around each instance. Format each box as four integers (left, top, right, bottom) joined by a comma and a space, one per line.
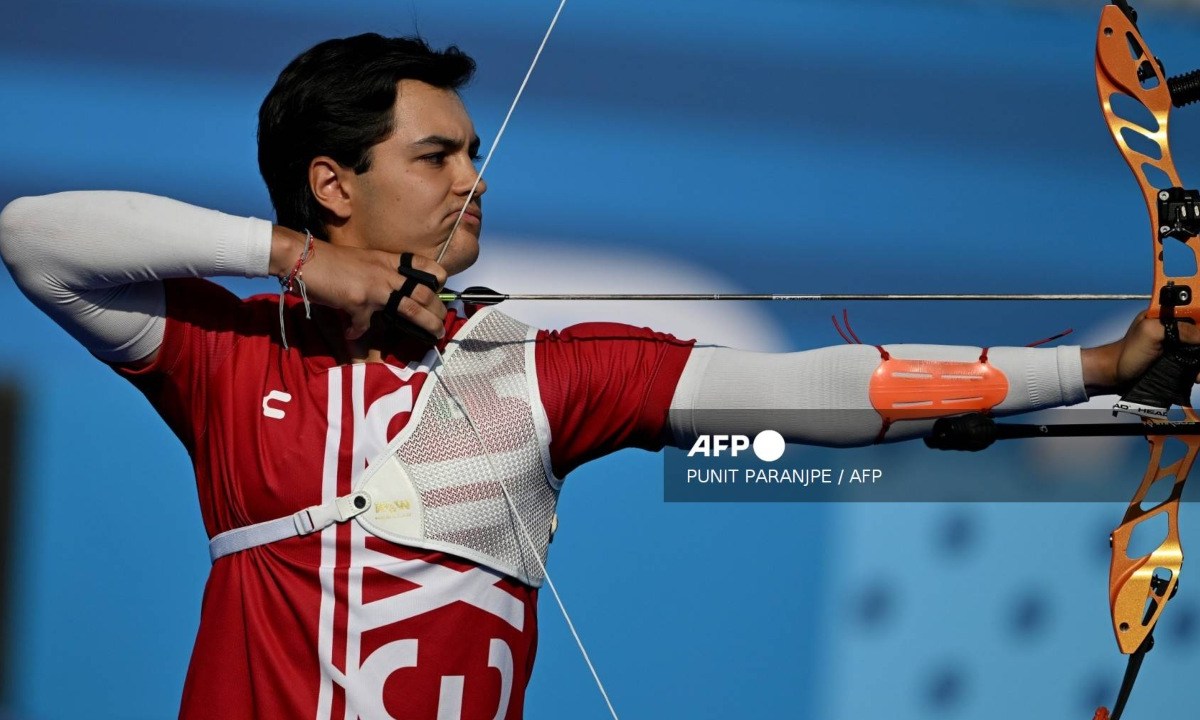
434, 0, 568, 265
430, 2, 622, 717
431, 345, 620, 719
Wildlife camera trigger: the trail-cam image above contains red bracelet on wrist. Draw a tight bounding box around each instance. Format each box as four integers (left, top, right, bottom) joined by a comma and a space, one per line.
277, 229, 316, 350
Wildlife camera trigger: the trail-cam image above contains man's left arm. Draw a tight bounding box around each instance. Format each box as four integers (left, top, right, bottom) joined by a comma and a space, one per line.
668, 315, 1198, 448
534, 316, 1194, 469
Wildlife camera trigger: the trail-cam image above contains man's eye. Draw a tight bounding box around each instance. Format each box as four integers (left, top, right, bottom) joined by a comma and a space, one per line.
421, 153, 446, 165
470, 152, 483, 164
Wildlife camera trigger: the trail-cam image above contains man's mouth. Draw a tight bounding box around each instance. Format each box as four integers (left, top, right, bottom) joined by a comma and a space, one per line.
456, 206, 483, 226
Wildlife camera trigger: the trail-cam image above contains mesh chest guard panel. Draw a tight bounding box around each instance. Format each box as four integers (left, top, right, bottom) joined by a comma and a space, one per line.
355, 308, 560, 587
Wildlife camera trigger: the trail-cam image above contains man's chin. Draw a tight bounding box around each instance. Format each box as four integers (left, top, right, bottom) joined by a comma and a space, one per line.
443, 235, 480, 275
446, 254, 479, 277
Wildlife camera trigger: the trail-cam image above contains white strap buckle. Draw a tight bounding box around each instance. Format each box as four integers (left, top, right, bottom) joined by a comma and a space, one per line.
293, 491, 372, 535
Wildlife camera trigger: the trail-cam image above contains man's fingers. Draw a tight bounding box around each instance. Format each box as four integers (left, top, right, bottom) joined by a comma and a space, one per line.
407, 283, 447, 315
390, 292, 446, 340
401, 254, 448, 289
1178, 320, 1200, 345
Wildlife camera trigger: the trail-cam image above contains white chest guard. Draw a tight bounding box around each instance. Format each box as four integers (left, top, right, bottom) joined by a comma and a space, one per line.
209, 307, 562, 587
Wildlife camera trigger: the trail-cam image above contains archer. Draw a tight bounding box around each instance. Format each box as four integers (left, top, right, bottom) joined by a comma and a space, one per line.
0, 33, 1191, 720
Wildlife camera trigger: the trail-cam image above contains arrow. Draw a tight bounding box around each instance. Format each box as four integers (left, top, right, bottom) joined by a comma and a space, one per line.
439, 287, 1150, 304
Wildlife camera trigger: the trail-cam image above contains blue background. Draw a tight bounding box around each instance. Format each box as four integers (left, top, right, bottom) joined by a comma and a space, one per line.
3, 0, 1200, 718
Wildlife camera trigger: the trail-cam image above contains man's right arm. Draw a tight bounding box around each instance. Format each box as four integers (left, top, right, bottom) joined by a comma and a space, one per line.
0, 191, 451, 369
0, 191, 276, 368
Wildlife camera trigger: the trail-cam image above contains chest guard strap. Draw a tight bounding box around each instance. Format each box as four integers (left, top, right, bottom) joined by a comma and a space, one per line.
209, 491, 372, 562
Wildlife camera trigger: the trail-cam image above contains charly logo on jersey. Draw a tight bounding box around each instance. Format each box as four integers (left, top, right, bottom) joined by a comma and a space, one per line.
687, 430, 786, 462
262, 390, 293, 420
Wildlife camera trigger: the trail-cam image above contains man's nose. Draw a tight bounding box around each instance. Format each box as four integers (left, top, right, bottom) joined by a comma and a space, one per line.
455, 160, 486, 198
461, 171, 487, 199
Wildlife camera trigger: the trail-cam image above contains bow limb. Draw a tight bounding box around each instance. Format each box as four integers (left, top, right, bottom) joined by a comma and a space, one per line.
1107, 435, 1192, 648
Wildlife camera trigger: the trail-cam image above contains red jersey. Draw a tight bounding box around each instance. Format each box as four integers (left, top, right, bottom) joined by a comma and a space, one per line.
115, 278, 693, 720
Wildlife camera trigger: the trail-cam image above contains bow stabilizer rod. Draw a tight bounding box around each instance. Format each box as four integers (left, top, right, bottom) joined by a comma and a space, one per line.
926, 414, 1200, 451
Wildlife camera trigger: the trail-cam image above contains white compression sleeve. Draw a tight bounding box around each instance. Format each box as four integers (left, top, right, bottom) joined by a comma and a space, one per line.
667, 343, 1088, 447
0, 191, 272, 362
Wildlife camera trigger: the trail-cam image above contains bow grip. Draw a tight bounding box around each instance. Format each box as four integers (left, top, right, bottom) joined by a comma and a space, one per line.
1113, 326, 1200, 418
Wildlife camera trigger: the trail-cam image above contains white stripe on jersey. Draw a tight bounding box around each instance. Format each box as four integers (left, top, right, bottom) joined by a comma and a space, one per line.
317, 366, 343, 720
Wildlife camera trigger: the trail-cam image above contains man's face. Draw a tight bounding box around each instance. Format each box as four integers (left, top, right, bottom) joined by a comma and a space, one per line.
349, 79, 485, 275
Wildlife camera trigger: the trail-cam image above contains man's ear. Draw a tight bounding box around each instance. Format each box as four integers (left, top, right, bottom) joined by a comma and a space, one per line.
308, 156, 354, 222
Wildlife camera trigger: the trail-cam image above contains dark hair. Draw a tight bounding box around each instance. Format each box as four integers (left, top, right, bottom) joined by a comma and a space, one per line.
258, 34, 476, 236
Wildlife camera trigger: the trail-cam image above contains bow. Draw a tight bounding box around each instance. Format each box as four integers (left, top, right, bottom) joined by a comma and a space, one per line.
1094, 4, 1200, 716
929, 3, 1200, 718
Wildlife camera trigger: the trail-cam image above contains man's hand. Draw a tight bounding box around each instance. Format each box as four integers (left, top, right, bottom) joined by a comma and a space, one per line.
270, 226, 448, 341
1081, 313, 1200, 395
